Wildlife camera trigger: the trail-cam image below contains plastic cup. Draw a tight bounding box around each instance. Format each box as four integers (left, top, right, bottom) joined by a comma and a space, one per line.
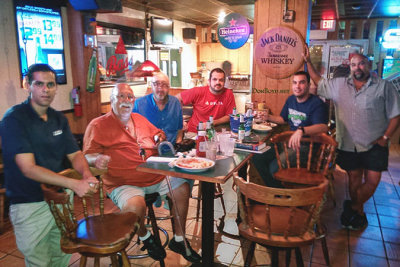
224, 138, 236, 156
205, 141, 217, 161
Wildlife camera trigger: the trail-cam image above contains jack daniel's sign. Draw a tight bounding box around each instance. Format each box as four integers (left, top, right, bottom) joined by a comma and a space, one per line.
255, 26, 305, 79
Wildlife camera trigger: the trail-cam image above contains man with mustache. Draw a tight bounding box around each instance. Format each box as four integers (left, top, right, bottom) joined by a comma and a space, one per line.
1, 64, 98, 266
176, 68, 236, 135
304, 50, 400, 230
83, 83, 200, 262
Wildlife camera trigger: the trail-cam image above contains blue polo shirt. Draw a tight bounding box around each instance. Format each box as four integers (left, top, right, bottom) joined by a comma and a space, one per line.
1, 98, 79, 204
133, 94, 183, 144
280, 94, 328, 131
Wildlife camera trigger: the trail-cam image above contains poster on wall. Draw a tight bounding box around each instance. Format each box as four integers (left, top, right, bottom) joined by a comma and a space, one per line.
218, 13, 250, 50
328, 45, 362, 79
254, 26, 305, 79
15, 1, 67, 84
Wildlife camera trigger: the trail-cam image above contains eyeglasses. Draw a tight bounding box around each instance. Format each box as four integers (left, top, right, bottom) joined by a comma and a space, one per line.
116, 94, 135, 102
32, 80, 56, 89
152, 82, 169, 89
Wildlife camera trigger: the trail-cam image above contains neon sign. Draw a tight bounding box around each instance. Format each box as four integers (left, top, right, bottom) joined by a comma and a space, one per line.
382, 29, 400, 49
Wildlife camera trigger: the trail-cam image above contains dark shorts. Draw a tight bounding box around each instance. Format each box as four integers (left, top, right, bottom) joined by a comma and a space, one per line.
336, 144, 389, 172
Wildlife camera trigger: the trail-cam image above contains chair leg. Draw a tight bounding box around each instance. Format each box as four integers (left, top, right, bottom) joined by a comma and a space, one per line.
79, 256, 87, 267
110, 254, 119, 267
147, 204, 165, 267
285, 248, 292, 267
294, 247, 304, 267
195, 183, 202, 221
328, 173, 336, 207
120, 250, 131, 267
94, 256, 100, 267
320, 236, 330, 266
216, 183, 227, 216
244, 242, 256, 267
271, 248, 279, 267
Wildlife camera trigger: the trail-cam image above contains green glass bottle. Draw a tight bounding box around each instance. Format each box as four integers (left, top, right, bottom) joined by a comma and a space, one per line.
238, 114, 245, 142
86, 49, 97, 92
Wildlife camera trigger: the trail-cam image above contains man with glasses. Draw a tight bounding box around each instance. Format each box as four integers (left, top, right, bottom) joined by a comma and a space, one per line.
83, 83, 201, 263
0, 64, 98, 266
132, 72, 201, 262
176, 68, 236, 135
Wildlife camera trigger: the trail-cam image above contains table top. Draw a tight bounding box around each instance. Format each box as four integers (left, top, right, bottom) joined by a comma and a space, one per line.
137, 151, 252, 184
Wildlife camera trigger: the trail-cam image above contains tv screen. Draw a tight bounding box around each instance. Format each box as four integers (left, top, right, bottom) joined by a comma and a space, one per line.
14, 0, 67, 84
382, 59, 400, 80
150, 17, 173, 45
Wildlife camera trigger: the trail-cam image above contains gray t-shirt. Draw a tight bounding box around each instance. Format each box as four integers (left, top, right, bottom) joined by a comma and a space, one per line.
318, 75, 400, 152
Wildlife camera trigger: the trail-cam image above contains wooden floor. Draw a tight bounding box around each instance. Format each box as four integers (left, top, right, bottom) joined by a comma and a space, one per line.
0, 144, 399, 266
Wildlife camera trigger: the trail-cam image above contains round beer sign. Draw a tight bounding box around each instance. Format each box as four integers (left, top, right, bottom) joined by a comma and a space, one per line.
218, 13, 250, 49
255, 26, 305, 79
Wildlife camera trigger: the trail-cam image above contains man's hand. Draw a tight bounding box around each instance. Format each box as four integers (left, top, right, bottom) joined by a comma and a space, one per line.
94, 154, 110, 169
373, 136, 389, 147
302, 43, 311, 63
72, 176, 99, 197
153, 132, 167, 148
288, 129, 303, 150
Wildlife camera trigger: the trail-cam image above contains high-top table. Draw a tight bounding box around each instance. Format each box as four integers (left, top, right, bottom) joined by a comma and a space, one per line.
137, 151, 252, 266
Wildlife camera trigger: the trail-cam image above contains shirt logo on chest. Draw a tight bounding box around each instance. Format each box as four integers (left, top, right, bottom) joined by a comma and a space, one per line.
205, 101, 224, 106
53, 130, 63, 136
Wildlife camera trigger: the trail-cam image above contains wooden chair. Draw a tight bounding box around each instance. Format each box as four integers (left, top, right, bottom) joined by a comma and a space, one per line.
270, 131, 337, 187
234, 173, 328, 267
0, 186, 5, 234
42, 168, 140, 267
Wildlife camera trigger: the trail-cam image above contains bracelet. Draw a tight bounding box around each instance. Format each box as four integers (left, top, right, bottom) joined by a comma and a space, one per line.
298, 126, 305, 134
383, 135, 389, 140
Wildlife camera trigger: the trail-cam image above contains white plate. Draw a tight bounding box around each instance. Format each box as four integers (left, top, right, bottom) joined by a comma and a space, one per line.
252, 124, 272, 132
174, 157, 215, 173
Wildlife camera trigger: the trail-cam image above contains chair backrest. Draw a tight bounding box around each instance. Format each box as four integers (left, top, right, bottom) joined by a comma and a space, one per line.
42, 167, 105, 241
234, 173, 328, 239
270, 131, 337, 176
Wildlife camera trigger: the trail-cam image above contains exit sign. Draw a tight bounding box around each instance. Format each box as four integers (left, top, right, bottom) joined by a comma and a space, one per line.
320, 20, 336, 31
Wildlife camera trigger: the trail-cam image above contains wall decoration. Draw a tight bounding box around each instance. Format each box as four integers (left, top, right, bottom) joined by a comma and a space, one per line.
218, 13, 250, 50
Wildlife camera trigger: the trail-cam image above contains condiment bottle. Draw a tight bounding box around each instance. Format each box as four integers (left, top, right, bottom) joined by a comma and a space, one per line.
238, 115, 245, 142
196, 122, 207, 157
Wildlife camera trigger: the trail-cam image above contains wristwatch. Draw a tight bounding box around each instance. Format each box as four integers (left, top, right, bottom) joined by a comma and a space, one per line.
298, 126, 305, 134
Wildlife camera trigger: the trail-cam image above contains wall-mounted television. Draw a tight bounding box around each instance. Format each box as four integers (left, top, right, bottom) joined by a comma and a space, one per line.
382, 58, 400, 80
150, 17, 173, 45
14, 0, 67, 84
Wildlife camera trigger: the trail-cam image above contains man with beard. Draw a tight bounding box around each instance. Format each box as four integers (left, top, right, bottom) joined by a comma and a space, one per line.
304, 50, 400, 230
133, 72, 183, 147
252, 71, 328, 187
83, 83, 201, 263
1, 64, 98, 266
176, 68, 236, 135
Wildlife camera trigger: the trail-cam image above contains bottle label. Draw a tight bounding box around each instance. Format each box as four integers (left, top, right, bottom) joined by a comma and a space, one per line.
199, 141, 206, 152
238, 130, 245, 141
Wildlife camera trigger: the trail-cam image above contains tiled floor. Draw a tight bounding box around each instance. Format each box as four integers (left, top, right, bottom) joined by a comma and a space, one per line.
0, 144, 400, 266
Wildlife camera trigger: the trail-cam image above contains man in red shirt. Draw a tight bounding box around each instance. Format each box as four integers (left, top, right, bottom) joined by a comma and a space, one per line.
83, 83, 201, 263
176, 68, 236, 134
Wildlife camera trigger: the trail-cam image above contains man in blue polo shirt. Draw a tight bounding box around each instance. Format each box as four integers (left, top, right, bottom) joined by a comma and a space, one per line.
0, 64, 98, 267
133, 72, 201, 263
133, 72, 183, 146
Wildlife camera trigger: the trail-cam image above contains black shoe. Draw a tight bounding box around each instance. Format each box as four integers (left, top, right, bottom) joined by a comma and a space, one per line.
141, 234, 166, 260
168, 238, 202, 263
348, 213, 368, 230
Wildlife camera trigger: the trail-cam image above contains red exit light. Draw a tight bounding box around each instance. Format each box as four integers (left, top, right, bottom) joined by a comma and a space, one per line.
320, 20, 336, 31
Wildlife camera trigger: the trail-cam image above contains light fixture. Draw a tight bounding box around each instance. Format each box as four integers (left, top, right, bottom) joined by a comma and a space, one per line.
128, 60, 160, 78
218, 11, 226, 23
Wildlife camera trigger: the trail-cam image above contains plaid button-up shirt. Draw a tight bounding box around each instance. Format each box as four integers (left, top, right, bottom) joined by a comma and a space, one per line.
318, 75, 400, 152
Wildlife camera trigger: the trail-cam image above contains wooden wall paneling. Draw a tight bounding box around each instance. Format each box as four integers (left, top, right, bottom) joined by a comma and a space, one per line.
196, 25, 203, 68
344, 20, 351, 39
66, 5, 102, 134
368, 19, 377, 55
252, 0, 310, 116
356, 20, 363, 39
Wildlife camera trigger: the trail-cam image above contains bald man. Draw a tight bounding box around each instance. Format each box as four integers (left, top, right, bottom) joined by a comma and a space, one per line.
304, 49, 400, 230
83, 83, 200, 263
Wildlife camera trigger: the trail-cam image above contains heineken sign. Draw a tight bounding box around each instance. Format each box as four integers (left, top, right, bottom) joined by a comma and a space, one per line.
255, 26, 305, 79
218, 13, 250, 49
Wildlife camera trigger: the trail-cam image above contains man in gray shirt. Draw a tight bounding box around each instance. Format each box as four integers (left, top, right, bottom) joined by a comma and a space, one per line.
304, 48, 400, 230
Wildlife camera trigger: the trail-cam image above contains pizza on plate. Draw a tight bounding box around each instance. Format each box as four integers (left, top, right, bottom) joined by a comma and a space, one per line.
175, 157, 214, 169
